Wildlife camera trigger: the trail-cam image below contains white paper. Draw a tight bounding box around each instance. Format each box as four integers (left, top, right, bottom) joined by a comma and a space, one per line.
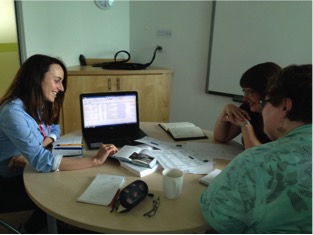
77, 173, 125, 206
184, 142, 244, 161
152, 149, 214, 174
199, 169, 222, 185
136, 136, 185, 150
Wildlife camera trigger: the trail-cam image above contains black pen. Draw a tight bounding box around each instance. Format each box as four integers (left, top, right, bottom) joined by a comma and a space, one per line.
188, 156, 194, 159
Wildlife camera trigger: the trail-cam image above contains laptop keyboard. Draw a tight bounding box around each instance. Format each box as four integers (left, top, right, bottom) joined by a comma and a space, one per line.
87, 129, 147, 149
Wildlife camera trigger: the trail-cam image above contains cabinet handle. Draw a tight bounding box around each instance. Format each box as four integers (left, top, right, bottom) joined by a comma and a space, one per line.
108, 78, 111, 91
117, 78, 120, 91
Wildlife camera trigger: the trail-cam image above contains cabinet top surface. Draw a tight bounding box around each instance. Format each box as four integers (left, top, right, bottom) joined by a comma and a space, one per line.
67, 65, 174, 75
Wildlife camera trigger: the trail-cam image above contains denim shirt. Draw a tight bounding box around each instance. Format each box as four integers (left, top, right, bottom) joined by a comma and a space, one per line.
0, 99, 62, 178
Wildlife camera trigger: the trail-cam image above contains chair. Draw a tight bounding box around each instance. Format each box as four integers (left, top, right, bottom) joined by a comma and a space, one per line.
0, 219, 21, 234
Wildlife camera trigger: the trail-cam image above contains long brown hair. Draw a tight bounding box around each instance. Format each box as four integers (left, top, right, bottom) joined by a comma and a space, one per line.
0, 54, 68, 125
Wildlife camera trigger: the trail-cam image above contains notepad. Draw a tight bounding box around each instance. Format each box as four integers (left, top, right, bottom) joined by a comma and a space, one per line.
52, 136, 83, 156
77, 173, 125, 206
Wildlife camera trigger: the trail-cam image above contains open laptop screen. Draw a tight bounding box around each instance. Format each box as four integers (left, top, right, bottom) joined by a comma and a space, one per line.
80, 92, 138, 129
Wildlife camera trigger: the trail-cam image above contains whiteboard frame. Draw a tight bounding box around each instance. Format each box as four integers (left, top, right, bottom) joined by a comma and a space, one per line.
206, 0, 312, 97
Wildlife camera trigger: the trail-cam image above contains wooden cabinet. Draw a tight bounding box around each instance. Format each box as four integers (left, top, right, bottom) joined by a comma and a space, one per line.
61, 66, 173, 134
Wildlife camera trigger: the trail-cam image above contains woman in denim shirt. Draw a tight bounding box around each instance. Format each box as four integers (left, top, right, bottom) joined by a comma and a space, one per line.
0, 54, 118, 233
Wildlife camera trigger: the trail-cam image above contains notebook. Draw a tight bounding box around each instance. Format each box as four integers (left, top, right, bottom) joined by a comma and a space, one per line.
80, 91, 147, 149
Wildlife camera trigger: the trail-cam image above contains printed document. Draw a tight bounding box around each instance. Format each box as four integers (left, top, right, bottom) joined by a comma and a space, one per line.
184, 142, 244, 161
152, 149, 214, 174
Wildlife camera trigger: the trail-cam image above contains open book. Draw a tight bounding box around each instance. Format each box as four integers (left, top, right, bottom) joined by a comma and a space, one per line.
111, 145, 157, 168
159, 122, 207, 141
77, 173, 125, 206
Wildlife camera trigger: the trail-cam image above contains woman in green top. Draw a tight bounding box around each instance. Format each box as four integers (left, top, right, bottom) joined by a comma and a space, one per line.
200, 64, 312, 233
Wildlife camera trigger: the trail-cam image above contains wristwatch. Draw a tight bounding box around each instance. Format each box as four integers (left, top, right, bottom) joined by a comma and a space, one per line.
241, 120, 251, 128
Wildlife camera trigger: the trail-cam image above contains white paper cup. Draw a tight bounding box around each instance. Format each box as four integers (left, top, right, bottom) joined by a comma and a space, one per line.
162, 168, 184, 199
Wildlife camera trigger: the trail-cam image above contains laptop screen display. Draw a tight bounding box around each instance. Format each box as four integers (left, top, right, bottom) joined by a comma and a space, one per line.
81, 92, 138, 129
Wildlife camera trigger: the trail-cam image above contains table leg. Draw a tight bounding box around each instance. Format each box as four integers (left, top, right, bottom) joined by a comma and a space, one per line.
47, 214, 58, 233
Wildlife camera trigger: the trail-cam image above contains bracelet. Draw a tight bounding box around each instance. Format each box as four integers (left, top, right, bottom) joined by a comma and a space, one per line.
241, 120, 251, 128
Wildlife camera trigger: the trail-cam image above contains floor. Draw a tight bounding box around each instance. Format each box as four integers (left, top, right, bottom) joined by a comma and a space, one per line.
0, 210, 33, 233
0, 210, 99, 234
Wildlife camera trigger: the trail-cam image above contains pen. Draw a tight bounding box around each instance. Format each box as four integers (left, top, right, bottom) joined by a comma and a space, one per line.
188, 156, 194, 159
110, 189, 120, 213
56, 144, 84, 146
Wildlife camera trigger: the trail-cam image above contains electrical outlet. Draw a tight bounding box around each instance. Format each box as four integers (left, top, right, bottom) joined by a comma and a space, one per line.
156, 29, 172, 39
156, 45, 163, 52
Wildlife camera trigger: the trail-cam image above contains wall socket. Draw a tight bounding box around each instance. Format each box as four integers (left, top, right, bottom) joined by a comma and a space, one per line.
156, 29, 172, 39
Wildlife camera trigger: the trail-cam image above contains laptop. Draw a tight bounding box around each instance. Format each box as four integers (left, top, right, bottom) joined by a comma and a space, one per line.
80, 91, 147, 149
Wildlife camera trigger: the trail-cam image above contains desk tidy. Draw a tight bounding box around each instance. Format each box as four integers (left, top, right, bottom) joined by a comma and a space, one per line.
111, 180, 157, 215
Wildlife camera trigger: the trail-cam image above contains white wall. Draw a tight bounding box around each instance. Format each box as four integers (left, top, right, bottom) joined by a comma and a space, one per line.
20, 0, 130, 66
129, 1, 239, 135
18, 0, 241, 139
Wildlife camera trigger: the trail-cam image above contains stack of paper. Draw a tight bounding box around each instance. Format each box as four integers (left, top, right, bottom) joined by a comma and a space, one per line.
52, 136, 83, 156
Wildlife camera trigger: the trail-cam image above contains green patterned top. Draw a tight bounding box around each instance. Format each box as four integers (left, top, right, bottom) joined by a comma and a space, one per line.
200, 124, 312, 233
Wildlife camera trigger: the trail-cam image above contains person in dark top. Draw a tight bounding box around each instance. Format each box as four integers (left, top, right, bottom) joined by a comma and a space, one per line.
214, 62, 281, 149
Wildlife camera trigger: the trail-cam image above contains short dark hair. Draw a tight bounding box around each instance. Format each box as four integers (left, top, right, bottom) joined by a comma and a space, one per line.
240, 62, 281, 98
0, 54, 68, 125
267, 64, 312, 123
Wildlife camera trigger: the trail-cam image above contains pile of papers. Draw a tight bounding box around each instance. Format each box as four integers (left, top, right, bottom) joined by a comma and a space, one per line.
135, 136, 244, 174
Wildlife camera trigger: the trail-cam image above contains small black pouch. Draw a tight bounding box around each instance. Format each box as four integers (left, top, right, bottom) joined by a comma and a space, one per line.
117, 180, 149, 212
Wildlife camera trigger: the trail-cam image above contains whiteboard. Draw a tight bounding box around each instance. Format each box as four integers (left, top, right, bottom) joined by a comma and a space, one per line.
207, 1, 312, 97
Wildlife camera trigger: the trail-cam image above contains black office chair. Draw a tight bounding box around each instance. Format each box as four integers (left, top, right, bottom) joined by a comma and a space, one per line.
0, 219, 21, 234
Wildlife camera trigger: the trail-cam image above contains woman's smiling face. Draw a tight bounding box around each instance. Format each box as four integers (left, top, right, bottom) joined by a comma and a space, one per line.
41, 64, 64, 102
242, 88, 262, 113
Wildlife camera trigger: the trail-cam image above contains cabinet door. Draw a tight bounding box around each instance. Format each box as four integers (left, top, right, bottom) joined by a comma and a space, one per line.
61, 73, 172, 134
116, 74, 171, 122
62, 75, 113, 134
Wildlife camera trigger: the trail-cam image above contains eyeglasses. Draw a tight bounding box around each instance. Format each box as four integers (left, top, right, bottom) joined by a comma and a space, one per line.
242, 88, 256, 97
143, 197, 160, 217
259, 99, 273, 109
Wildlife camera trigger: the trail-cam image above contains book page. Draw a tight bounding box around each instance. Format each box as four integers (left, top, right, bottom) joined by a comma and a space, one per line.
160, 122, 195, 131
77, 173, 125, 206
129, 149, 156, 167
169, 126, 205, 138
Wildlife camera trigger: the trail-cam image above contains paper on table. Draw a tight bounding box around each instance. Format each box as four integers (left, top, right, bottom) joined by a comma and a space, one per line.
152, 149, 214, 174
77, 173, 125, 206
184, 142, 244, 161
136, 136, 185, 150
199, 169, 222, 185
